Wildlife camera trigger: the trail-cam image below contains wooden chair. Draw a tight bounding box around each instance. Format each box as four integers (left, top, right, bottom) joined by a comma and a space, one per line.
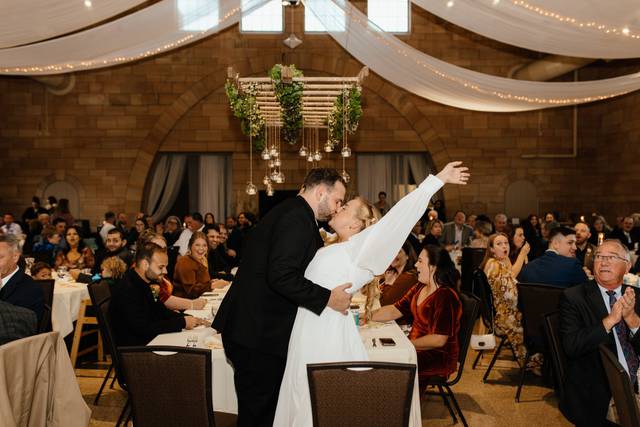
69, 298, 103, 367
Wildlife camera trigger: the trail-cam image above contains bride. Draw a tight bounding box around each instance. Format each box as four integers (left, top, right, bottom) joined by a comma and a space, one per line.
273, 161, 469, 426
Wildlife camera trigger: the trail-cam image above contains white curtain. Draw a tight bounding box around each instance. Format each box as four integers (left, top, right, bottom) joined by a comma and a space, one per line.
146, 154, 187, 223
412, 0, 640, 59
0, 1, 147, 48
198, 155, 232, 223
304, 0, 640, 112
357, 153, 431, 205
0, 0, 270, 75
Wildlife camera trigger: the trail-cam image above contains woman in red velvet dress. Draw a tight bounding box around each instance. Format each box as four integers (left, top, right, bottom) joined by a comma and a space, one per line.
371, 244, 462, 384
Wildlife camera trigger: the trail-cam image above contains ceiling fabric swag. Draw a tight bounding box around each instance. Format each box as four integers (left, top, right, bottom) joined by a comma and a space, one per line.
0, 0, 271, 75
411, 0, 640, 59
304, 0, 640, 112
0, 0, 148, 49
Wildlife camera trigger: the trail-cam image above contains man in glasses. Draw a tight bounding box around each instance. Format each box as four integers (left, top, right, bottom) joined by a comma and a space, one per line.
560, 239, 640, 426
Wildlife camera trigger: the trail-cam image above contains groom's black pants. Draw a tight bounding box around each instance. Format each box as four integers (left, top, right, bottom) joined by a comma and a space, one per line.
224, 338, 287, 427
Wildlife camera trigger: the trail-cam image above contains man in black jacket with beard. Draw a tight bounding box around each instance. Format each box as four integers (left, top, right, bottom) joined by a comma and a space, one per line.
213, 168, 353, 427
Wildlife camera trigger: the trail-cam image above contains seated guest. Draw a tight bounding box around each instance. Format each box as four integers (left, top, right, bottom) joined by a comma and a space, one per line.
97, 256, 128, 285
440, 210, 473, 249
481, 233, 534, 368
92, 228, 132, 275
204, 212, 216, 226
466, 214, 477, 229
530, 220, 559, 259
609, 216, 638, 251
116, 212, 129, 236
21, 196, 47, 224
374, 191, 391, 216
372, 245, 462, 386
174, 212, 204, 256
174, 231, 228, 299
163, 215, 182, 247
50, 198, 74, 227
0, 301, 38, 345
226, 212, 256, 262
1, 213, 22, 236
423, 219, 444, 246
32, 227, 61, 266
98, 211, 117, 244
379, 241, 418, 307
26, 212, 50, 247
407, 221, 423, 259
494, 213, 509, 234
109, 242, 206, 346
508, 226, 530, 277
518, 226, 588, 288
0, 235, 44, 321
469, 220, 492, 249
205, 225, 233, 281
154, 222, 164, 235
55, 226, 95, 270
31, 262, 52, 280
522, 215, 543, 260
217, 223, 238, 266
589, 215, 611, 245
559, 240, 640, 426
575, 222, 597, 274
127, 217, 149, 250
137, 230, 206, 311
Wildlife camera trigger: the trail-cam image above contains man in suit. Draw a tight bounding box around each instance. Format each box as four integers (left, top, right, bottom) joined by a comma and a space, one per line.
204, 224, 233, 281
91, 228, 132, 275
0, 301, 37, 345
560, 239, 640, 426
440, 210, 473, 249
213, 168, 353, 427
0, 235, 44, 321
109, 242, 204, 346
609, 216, 638, 251
517, 226, 588, 287
575, 221, 597, 274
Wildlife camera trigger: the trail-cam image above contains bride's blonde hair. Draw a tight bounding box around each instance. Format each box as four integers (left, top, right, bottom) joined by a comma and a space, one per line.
323, 196, 381, 245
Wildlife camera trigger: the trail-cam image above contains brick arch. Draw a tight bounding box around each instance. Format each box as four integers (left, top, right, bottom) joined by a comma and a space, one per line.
124, 53, 452, 212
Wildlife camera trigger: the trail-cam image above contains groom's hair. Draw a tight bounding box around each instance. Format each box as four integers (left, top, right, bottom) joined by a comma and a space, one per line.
302, 168, 346, 191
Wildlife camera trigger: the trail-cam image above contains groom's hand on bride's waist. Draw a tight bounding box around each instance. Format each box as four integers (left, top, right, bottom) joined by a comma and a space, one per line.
328, 283, 353, 315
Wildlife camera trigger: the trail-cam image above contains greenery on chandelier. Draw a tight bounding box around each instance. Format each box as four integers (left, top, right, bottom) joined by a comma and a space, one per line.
269, 64, 304, 145
224, 81, 265, 150
328, 86, 363, 147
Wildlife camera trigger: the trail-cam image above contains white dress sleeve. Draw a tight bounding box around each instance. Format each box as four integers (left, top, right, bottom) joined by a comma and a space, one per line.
344, 175, 444, 291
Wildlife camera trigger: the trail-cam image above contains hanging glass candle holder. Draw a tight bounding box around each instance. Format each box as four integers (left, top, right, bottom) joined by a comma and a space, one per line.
245, 182, 258, 195
313, 151, 323, 161
299, 146, 308, 157
266, 183, 275, 196
269, 146, 278, 157
263, 175, 271, 185
261, 149, 271, 160
268, 159, 275, 169
270, 169, 279, 181
324, 141, 333, 152
307, 154, 314, 163
340, 170, 351, 183
341, 146, 352, 158
274, 158, 281, 167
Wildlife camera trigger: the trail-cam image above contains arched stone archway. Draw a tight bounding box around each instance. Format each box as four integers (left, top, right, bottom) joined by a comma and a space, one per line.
124, 53, 453, 213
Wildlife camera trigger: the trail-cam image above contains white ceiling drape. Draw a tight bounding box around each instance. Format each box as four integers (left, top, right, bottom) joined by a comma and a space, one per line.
0, 0, 148, 48
304, 0, 640, 112
411, 0, 640, 59
0, 0, 270, 75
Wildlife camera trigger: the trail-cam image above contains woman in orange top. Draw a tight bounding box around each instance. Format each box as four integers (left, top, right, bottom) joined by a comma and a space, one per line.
173, 231, 228, 299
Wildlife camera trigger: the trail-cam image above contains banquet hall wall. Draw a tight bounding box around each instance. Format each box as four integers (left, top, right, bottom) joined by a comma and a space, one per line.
0, 4, 637, 225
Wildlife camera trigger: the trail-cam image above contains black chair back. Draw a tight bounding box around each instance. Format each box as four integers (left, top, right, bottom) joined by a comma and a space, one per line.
36, 279, 55, 332
471, 269, 495, 331
517, 283, 564, 353
449, 292, 481, 385
119, 346, 214, 427
32, 251, 54, 266
543, 311, 567, 397
88, 279, 127, 390
599, 344, 640, 427
461, 248, 486, 293
307, 361, 416, 427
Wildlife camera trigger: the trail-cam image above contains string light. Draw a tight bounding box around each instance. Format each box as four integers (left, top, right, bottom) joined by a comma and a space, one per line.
510, 1, 640, 39
1, 7, 242, 74
341, 5, 631, 106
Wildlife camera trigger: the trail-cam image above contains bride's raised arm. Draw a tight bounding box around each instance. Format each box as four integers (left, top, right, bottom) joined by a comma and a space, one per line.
345, 162, 469, 280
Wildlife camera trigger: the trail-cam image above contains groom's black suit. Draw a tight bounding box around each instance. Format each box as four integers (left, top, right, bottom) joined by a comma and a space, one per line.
213, 196, 331, 426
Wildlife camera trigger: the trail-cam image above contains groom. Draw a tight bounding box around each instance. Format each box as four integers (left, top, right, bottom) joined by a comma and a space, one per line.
213, 168, 353, 426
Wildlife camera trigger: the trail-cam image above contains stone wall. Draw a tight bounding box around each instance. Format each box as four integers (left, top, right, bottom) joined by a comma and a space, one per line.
0, 5, 635, 226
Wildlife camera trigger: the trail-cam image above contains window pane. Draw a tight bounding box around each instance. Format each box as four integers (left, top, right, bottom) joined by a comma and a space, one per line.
241, 0, 283, 33
178, 0, 219, 31
305, 0, 346, 33
368, 0, 409, 33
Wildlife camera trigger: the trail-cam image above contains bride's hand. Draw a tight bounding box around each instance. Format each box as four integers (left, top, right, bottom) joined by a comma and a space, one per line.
435, 161, 470, 185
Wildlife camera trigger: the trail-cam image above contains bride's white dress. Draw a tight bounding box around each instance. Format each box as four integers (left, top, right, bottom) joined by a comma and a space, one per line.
273, 175, 444, 426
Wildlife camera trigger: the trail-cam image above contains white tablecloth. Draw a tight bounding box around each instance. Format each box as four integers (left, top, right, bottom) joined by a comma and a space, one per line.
148, 288, 422, 425
52, 280, 89, 337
